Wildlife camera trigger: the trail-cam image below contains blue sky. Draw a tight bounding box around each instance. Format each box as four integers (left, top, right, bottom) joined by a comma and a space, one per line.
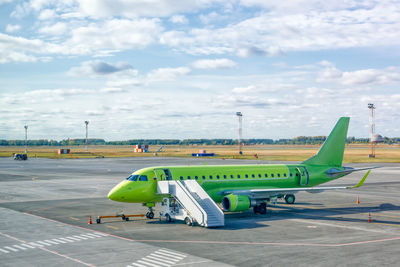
1, 0, 399, 141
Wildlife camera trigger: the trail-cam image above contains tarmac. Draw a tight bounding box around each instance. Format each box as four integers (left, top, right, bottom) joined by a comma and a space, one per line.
0, 157, 399, 266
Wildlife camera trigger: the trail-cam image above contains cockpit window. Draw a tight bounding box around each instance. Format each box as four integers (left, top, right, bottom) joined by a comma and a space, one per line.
139, 175, 148, 181
126, 174, 139, 181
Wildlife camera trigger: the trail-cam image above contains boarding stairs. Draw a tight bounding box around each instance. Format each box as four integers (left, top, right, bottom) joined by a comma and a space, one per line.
157, 180, 224, 227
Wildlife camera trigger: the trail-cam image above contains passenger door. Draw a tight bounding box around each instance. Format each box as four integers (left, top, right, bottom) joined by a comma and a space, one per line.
297, 166, 309, 186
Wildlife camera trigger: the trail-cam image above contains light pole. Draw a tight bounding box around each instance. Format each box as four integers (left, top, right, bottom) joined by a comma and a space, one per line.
368, 103, 375, 158
236, 112, 243, 155
85, 121, 89, 152
24, 125, 28, 153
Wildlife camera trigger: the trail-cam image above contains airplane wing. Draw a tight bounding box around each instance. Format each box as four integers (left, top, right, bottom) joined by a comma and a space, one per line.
220, 170, 371, 199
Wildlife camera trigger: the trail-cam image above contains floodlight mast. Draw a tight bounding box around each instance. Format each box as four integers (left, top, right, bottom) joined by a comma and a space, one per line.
368, 103, 375, 158
24, 125, 28, 153
236, 112, 243, 154
85, 121, 89, 152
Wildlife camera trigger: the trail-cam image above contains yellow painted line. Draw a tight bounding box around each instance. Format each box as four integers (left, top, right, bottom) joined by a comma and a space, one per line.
69, 217, 79, 221
106, 225, 119, 230
372, 222, 400, 228
32, 177, 38, 180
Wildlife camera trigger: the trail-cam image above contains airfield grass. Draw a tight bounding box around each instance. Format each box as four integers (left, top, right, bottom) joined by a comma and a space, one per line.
1, 144, 399, 163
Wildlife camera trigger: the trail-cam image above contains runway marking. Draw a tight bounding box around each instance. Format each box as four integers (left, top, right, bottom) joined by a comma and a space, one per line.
106, 225, 119, 230
0, 232, 107, 256
372, 222, 400, 228
69, 217, 80, 221
128, 249, 187, 267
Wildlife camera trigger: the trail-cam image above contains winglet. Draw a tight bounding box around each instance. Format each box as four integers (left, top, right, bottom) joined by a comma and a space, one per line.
350, 170, 371, 189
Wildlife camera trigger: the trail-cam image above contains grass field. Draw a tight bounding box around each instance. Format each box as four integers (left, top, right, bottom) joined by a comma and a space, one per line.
1, 144, 399, 163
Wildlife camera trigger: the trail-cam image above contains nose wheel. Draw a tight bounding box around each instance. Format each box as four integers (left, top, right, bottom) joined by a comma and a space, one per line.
146, 207, 154, 219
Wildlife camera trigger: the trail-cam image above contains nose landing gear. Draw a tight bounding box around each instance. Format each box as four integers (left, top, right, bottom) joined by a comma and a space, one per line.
146, 207, 154, 219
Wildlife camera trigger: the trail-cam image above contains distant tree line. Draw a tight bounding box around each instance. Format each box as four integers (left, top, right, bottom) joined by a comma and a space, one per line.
1, 136, 400, 146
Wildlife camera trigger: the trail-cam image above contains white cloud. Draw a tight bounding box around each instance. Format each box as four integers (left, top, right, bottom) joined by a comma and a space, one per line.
38, 8, 57, 20
99, 87, 125, 93
147, 67, 191, 82
5, 24, 21, 33
68, 60, 136, 77
192, 58, 237, 69
38, 22, 67, 35
170, 15, 188, 24
232, 85, 256, 94
317, 61, 400, 85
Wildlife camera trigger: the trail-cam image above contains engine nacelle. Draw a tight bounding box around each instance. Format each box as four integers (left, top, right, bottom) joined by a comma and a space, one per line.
222, 194, 251, 212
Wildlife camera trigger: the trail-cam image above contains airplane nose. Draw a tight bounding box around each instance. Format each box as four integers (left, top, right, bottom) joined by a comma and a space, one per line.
107, 186, 120, 201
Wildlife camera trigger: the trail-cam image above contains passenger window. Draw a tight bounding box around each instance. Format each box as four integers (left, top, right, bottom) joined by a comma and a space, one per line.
216, 175, 220, 179
258, 174, 261, 178
237, 174, 240, 178
195, 176, 198, 180
209, 175, 213, 179
202, 175, 206, 179
264, 174, 268, 178
245, 174, 248, 178
139, 175, 148, 181
277, 173, 280, 177
230, 175, 234, 178
187, 176, 191, 179
284, 173, 287, 177
180, 176, 183, 180
271, 174, 274, 178
290, 173, 293, 177
252, 174, 255, 178
223, 175, 227, 179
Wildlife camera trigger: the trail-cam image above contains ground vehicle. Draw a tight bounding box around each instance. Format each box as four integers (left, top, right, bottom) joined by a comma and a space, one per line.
14, 154, 28, 160
159, 197, 194, 226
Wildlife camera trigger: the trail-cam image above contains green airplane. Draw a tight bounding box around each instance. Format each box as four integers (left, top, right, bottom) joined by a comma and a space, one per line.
108, 117, 374, 219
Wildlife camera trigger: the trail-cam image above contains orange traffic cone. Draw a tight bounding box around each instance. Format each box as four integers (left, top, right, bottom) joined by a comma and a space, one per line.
368, 213, 372, 223
88, 216, 93, 225
357, 196, 360, 204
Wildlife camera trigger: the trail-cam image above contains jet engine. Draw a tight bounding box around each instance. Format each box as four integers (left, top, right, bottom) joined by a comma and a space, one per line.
222, 194, 251, 212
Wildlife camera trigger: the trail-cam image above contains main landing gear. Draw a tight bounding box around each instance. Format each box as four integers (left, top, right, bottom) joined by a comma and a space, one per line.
284, 194, 296, 204
146, 207, 154, 219
253, 203, 267, 214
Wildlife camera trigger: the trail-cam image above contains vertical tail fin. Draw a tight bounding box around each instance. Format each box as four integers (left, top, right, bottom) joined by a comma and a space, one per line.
303, 117, 350, 167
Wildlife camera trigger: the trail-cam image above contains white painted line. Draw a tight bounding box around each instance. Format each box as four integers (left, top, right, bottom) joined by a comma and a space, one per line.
52, 238, 67, 244
137, 260, 161, 267
65, 236, 82, 241
154, 251, 184, 260
147, 255, 175, 264
4, 246, 19, 252
85, 233, 102, 238
0, 248, 10, 253
131, 263, 147, 267
158, 249, 186, 258
58, 238, 74, 243
13, 245, 27, 250
37, 241, 52, 246
44, 240, 60, 245
142, 257, 171, 267
20, 243, 35, 249
29, 242, 44, 247
73, 235, 88, 240
148, 254, 179, 263
80, 234, 96, 239
93, 232, 109, 236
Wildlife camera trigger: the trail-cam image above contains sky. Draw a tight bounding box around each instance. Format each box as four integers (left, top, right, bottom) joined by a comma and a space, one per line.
0, 0, 400, 141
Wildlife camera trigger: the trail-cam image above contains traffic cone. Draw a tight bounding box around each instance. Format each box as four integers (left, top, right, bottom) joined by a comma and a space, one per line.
357, 196, 360, 204
88, 216, 93, 225
368, 213, 372, 223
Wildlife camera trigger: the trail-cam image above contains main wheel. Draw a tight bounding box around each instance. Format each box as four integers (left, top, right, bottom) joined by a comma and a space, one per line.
285, 194, 296, 204
185, 217, 192, 226
258, 203, 267, 214
165, 214, 172, 222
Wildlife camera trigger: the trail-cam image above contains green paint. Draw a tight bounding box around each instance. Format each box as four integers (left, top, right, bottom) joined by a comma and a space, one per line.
108, 117, 372, 211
